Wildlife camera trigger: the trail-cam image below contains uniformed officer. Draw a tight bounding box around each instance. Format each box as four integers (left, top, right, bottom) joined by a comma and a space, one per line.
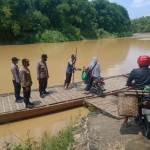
19, 59, 34, 108
11, 57, 23, 103
36, 54, 49, 98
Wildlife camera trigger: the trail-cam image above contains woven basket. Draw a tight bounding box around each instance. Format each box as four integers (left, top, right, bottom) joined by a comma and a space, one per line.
117, 92, 138, 117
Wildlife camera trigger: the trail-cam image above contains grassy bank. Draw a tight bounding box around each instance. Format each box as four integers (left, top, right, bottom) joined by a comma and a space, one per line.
0, 29, 133, 45
3, 123, 74, 150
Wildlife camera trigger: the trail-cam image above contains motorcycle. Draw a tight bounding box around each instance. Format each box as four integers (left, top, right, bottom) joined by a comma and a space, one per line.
83, 76, 105, 96
91, 77, 105, 96
81, 66, 105, 96
135, 88, 150, 138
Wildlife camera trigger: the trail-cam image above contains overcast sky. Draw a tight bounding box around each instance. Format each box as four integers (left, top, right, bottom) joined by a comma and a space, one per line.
108, 0, 150, 19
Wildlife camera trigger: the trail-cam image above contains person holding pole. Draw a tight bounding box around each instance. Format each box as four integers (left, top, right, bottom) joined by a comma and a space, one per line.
64, 54, 76, 90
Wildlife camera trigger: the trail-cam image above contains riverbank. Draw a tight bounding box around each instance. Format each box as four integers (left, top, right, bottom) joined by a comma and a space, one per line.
2, 32, 150, 46
0, 29, 132, 45
132, 33, 150, 39
2, 106, 150, 150
74, 111, 150, 150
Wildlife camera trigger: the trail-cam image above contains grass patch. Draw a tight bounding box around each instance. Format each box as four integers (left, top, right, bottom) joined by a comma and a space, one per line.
38, 124, 74, 150
3, 123, 74, 150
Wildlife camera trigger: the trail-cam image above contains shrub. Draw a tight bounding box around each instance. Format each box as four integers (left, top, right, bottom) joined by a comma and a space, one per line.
40, 30, 68, 43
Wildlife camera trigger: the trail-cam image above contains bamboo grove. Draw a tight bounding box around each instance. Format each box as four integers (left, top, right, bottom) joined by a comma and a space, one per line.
131, 16, 150, 33
0, 0, 132, 44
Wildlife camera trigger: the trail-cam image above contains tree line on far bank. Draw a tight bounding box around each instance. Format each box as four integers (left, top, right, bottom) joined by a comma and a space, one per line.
0, 0, 132, 44
131, 16, 150, 33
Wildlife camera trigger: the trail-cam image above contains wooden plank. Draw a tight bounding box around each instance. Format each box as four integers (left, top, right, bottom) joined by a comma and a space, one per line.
54, 87, 67, 101
34, 91, 47, 106
85, 96, 121, 119
0, 97, 3, 113
7, 96, 13, 112
0, 99, 84, 124
2, 97, 5, 113
49, 93, 60, 103
45, 94, 59, 104
9, 95, 18, 111
13, 95, 19, 110
55, 88, 69, 100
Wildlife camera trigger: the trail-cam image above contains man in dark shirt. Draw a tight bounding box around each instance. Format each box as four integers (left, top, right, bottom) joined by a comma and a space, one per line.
64, 54, 76, 90
126, 66, 150, 90
123, 55, 150, 127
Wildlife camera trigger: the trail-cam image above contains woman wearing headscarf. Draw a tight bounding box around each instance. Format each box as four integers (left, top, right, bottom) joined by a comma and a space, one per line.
86, 57, 100, 91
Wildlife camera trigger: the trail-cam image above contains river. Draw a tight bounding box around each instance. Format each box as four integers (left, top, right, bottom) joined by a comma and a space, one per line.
0, 35, 150, 147
0, 36, 150, 94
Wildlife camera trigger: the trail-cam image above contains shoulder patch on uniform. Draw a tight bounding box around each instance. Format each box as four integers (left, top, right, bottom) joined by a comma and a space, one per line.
20, 71, 25, 74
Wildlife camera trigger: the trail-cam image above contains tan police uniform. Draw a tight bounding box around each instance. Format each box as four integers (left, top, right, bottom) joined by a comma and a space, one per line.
36, 59, 49, 96
11, 59, 22, 101
19, 65, 33, 107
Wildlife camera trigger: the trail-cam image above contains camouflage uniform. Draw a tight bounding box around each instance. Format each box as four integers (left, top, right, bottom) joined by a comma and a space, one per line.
36, 60, 49, 95
11, 63, 21, 100
19, 66, 32, 104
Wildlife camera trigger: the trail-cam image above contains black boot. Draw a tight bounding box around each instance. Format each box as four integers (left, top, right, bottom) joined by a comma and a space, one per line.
18, 96, 23, 100
43, 91, 49, 94
25, 103, 33, 109
15, 98, 22, 103
25, 99, 33, 109
28, 101, 34, 105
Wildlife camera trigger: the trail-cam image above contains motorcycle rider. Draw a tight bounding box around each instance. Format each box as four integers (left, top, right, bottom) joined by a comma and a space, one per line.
85, 57, 100, 92
123, 55, 150, 127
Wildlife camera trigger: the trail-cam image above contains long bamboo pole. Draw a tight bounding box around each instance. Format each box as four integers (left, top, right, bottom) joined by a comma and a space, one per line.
72, 47, 78, 84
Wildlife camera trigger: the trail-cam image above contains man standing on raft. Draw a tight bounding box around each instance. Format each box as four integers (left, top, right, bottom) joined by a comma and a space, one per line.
36, 54, 49, 98
64, 54, 76, 90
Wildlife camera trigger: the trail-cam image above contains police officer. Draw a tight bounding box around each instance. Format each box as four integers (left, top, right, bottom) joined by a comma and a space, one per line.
19, 59, 34, 108
11, 57, 23, 103
36, 54, 49, 98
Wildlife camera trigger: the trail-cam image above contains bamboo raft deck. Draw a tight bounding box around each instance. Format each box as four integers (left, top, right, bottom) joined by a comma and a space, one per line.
0, 75, 128, 124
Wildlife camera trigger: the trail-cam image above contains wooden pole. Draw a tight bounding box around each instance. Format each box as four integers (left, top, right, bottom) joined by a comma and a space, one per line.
72, 48, 78, 84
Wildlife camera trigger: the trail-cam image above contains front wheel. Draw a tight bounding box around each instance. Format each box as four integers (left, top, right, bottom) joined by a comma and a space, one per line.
96, 85, 103, 96
144, 116, 150, 138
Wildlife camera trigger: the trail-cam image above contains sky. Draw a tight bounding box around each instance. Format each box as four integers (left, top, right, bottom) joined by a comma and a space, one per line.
109, 0, 150, 19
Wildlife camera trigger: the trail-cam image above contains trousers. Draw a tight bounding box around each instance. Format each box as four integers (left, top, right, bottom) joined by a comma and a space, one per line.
39, 78, 48, 94
86, 76, 94, 91
12, 80, 21, 100
23, 86, 31, 104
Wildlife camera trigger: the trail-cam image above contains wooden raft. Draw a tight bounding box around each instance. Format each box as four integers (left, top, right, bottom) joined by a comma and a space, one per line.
0, 75, 127, 123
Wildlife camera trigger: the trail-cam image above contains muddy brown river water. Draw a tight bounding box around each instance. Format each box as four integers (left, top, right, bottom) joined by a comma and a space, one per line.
0, 35, 150, 146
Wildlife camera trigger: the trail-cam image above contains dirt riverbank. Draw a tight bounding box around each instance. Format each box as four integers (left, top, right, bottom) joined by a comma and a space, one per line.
131, 33, 150, 39
74, 111, 150, 150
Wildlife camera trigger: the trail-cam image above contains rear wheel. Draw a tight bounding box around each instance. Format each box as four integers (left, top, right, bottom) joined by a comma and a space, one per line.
144, 117, 150, 138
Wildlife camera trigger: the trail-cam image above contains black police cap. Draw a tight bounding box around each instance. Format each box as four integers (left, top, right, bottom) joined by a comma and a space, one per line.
11, 57, 20, 61
41, 54, 48, 58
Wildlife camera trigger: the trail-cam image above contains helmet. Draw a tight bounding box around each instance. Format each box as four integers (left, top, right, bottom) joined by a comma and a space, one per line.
137, 55, 150, 67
